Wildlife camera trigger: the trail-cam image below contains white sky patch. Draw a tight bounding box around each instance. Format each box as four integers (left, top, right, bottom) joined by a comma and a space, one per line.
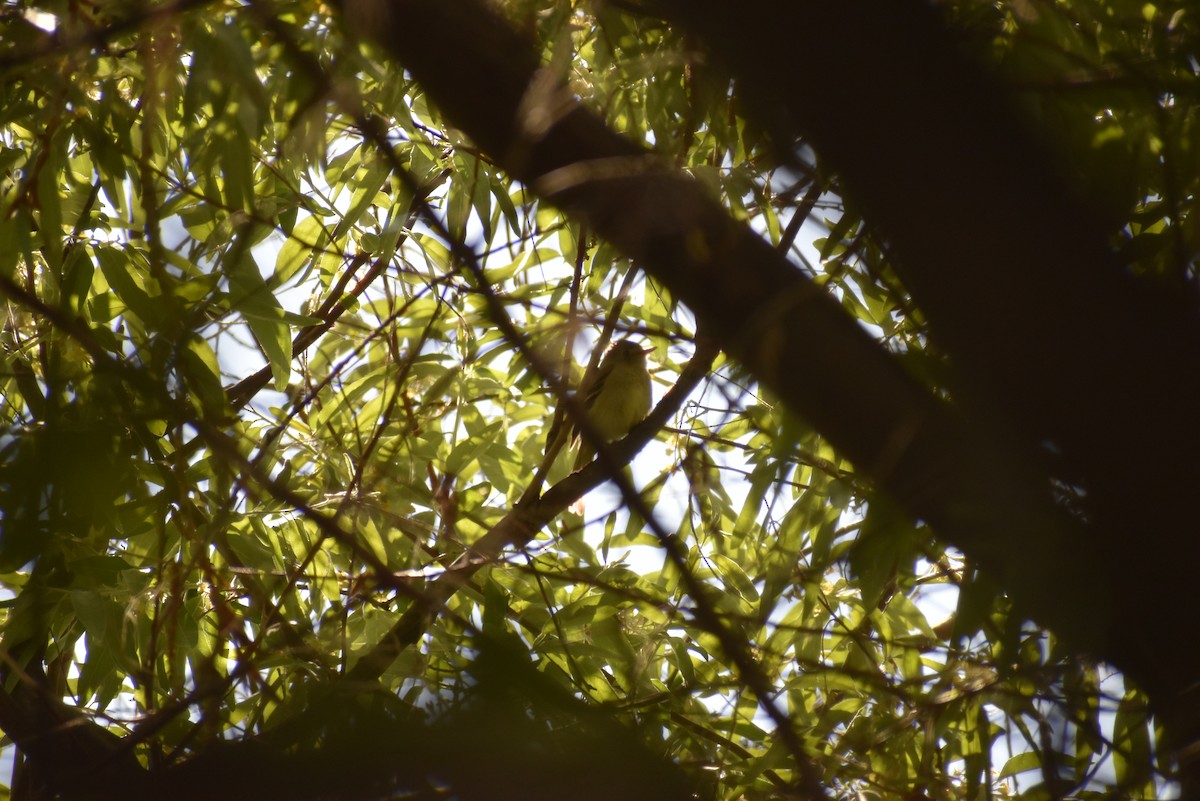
22, 8, 57, 31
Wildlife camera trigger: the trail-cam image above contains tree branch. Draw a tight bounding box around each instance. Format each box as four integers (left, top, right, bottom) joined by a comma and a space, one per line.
332, 0, 1200, 770
334, 0, 1079, 622
658, 0, 1200, 761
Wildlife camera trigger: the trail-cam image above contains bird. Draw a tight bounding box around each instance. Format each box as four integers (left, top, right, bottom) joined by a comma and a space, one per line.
572, 340, 653, 471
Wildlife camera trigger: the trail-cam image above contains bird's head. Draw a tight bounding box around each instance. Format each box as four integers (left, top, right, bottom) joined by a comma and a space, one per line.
608, 340, 650, 364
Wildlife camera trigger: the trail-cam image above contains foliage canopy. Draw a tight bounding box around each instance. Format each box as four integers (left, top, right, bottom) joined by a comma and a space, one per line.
0, 0, 1197, 799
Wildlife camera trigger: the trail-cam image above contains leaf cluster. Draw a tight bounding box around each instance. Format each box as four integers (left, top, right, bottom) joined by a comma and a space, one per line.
0, 0, 1190, 798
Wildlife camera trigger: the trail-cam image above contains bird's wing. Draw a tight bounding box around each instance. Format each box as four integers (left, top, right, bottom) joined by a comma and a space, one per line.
582, 359, 613, 409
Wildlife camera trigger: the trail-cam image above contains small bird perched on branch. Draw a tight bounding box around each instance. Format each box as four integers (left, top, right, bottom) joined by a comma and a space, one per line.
573, 340, 652, 471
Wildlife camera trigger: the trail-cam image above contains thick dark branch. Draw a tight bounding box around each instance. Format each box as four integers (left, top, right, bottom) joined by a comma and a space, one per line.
333, 0, 1057, 556
0, 656, 145, 797
659, 0, 1200, 758
334, 0, 1200, 763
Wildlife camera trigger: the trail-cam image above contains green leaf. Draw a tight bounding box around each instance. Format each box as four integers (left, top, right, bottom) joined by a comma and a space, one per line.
35, 134, 65, 268
94, 246, 163, 329
332, 159, 390, 241
180, 336, 231, 419
847, 497, 919, 609
60, 246, 96, 315
998, 749, 1046, 780
710, 553, 759, 603
276, 215, 328, 284
1113, 689, 1153, 794
226, 245, 291, 391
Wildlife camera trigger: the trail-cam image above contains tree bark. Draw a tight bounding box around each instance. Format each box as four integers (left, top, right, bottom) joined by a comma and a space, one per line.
338, 0, 1200, 782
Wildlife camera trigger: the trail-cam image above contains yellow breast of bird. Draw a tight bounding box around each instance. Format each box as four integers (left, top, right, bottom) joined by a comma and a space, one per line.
592, 372, 652, 440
